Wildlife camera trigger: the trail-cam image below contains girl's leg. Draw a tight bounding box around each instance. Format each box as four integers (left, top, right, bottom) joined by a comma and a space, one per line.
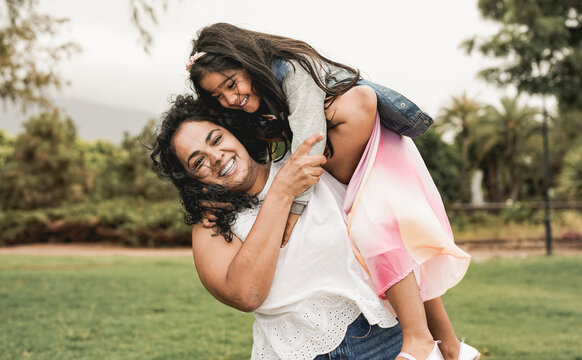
325, 87, 440, 359
386, 273, 437, 359
323, 85, 377, 183
424, 297, 461, 360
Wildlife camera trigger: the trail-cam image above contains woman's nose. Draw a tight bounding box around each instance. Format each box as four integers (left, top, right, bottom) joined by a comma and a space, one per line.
225, 93, 238, 106
209, 150, 223, 168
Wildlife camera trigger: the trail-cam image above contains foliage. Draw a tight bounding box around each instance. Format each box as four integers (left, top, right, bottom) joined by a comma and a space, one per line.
468, 96, 540, 201
84, 120, 177, 202
556, 143, 582, 198
0, 129, 14, 167
128, 0, 168, 53
0, 198, 190, 246
0, 0, 80, 109
449, 208, 582, 242
414, 130, 462, 205
0, 0, 167, 109
463, 0, 582, 109
0, 113, 185, 246
436, 93, 483, 202
0, 111, 89, 210
548, 109, 582, 189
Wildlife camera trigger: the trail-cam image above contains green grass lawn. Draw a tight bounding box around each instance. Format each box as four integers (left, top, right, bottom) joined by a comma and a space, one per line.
1, 254, 581, 360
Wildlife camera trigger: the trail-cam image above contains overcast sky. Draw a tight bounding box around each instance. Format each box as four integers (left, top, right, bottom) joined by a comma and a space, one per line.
36, 0, 505, 118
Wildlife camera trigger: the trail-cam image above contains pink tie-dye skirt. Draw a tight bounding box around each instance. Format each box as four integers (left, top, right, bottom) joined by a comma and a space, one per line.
343, 113, 470, 301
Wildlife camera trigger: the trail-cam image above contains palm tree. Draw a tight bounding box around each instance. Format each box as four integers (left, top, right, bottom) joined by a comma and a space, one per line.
437, 92, 482, 202
471, 96, 540, 201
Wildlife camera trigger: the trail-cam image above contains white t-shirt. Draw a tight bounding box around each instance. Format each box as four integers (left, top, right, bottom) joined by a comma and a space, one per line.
231, 158, 398, 360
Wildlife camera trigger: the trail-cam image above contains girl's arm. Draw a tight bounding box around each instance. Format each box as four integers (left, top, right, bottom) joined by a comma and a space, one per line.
191, 133, 325, 312
282, 59, 328, 214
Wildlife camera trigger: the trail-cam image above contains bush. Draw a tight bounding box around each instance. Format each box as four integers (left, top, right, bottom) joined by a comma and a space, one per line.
499, 203, 538, 223
0, 198, 191, 247
83, 121, 178, 202
556, 143, 582, 199
0, 112, 89, 210
414, 131, 462, 204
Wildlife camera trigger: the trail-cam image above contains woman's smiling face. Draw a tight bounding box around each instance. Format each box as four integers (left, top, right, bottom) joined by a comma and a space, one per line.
198, 68, 261, 113
172, 120, 261, 193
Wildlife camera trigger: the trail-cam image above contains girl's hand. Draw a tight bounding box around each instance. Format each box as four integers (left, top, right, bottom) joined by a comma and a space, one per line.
201, 210, 218, 228
281, 212, 300, 247
199, 188, 234, 228
272, 132, 326, 198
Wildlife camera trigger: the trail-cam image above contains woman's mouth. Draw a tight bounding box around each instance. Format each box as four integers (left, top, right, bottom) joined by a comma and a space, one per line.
220, 157, 236, 177
239, 95, 248, 108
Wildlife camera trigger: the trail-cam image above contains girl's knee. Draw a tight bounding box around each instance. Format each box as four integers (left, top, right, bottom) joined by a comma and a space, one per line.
326, 85, 377, 125
352, 85, 377, 120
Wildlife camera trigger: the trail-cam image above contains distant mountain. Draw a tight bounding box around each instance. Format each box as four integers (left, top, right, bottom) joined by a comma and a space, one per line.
0, 98, 157, 144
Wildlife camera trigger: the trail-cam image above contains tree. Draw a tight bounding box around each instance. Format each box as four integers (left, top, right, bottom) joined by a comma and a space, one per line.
462, 0, 582, 110
469, 96, 540, 201
0, 0, 80, 109
436, 93, 482, 202
0, 0, 167, 110
128, 0, 168, 54
547, 109, 582, 185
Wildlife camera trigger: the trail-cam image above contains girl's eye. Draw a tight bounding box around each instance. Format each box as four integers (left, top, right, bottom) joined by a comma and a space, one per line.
227, 80, 236, 89
212, 135, 222, 145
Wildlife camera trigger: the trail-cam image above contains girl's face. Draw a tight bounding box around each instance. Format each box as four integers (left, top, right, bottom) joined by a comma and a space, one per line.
198, 69, 261, 113
172, 120, 262, 194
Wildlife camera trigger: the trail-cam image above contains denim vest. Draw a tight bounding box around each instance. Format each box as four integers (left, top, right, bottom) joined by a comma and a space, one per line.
270, 58, 433, 138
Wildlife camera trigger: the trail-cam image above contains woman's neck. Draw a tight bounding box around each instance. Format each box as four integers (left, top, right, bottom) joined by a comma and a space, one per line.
247, 162, 271, 196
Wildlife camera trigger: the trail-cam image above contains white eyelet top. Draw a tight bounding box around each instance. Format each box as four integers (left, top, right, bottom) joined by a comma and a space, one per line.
231, 159, 398, 359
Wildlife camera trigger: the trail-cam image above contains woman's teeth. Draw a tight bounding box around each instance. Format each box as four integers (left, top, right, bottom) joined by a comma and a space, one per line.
220, 158, 235, 176
240, 96, 248, 107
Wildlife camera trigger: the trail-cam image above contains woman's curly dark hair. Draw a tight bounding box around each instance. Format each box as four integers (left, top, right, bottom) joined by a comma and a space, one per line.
150, 94, 277, 242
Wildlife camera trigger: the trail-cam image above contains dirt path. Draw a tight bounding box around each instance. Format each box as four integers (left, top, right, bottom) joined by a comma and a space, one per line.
0, 243, 192, 257
1, 242, 581, 261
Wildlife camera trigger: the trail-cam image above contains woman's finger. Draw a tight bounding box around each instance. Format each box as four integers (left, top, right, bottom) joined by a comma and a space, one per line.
294, 132, 325, 156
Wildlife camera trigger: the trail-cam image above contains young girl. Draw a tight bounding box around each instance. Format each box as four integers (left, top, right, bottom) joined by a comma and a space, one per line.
186, 22, 480, 360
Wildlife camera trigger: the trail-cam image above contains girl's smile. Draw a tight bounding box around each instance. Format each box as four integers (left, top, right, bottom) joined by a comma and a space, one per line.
199, 69, 261, 113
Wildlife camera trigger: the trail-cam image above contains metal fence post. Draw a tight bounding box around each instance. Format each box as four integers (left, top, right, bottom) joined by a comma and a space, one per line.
542, 98, 552, 255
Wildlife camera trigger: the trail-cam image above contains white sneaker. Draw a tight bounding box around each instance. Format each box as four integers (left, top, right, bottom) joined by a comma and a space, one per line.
457, 339, 481, 360
397, 341, 445, 360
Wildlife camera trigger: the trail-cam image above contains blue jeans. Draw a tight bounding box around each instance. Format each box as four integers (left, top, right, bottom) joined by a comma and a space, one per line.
314, 314, 403, 359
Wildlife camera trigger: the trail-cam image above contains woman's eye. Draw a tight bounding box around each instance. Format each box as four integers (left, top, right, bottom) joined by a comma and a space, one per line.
227, 80, 236, 89
193, 157, 204, 170
212, 135, 222, 145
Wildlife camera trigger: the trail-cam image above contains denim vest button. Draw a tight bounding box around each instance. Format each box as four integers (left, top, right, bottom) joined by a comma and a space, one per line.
381, 87, 385, 91
424, 120, 429, 124
400, 102, 406, 107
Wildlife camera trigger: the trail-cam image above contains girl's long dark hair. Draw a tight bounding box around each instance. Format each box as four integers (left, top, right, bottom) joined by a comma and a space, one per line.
187, 22, 360, 144
150, 94, 271, 242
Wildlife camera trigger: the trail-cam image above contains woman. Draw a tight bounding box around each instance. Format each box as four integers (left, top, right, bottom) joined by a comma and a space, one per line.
150, 95, 403, 359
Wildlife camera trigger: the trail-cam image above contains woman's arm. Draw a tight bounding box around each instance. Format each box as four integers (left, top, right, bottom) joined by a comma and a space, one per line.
192, 133, 326, 312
